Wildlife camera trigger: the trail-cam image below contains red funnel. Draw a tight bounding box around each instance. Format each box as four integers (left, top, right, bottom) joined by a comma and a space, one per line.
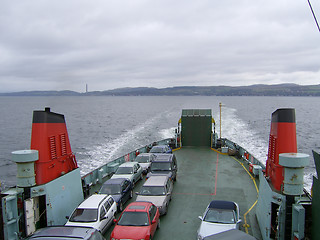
266, 108, 297, 191
31, 108, 78, 185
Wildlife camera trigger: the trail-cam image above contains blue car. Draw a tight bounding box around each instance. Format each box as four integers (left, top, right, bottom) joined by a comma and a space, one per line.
99, 178, 133, 212
149, 145, 172, 154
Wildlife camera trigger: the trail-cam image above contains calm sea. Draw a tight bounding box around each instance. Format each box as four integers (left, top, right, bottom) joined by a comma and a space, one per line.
0, 96, 319, 191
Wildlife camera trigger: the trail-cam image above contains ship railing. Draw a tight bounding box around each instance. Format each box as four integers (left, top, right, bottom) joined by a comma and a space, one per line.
223, 138, 266, 170
81, 138, 173, 197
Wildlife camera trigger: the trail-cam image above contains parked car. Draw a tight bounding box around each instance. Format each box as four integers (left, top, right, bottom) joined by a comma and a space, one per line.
149, 145, 172, 154
197, 200, 241, 240
27, 226, 106, 240
110, 201, 160, 240
111, 161, 143, 186
134, 153, 156, 174
136, 175, 173, 215
98, 178, 133, 212
65, 194, 117, 234
146, 154, 177, 181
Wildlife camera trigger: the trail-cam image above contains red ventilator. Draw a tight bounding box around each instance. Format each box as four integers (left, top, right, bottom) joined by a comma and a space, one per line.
265, 108, 297, 191
30, 108, 78, 185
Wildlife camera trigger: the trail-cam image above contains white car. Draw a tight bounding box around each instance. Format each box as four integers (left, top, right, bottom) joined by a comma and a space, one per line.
111, 161, 143, 185
134, 153, 156, 174
197, 200, 241, 240
65, 194, 117, 234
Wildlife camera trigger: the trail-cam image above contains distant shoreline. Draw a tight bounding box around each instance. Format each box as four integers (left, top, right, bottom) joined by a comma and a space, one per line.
1, 84, 320, 96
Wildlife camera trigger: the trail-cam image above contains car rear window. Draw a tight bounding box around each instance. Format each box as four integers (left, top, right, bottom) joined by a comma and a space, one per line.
135, 155, 149, 163
99, 184, 121, 194
139, 186, 166, 195
69, 208, 98, 222
118, 212, 149, 226
115, 167, 133, 174
151, 162, 171, 171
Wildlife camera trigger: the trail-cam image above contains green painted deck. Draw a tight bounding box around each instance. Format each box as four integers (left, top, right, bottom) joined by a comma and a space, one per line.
104, 146, 262, 239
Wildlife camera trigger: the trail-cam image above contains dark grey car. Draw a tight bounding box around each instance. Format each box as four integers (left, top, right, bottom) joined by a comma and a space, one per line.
146, 154, 177, 181
27, 226, 106, 240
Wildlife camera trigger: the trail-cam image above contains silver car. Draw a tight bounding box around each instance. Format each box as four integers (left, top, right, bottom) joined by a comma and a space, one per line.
111, 162, 143, 186
136, 175, 173, 215
197, 200, 241, 240
134, 153, 156, 174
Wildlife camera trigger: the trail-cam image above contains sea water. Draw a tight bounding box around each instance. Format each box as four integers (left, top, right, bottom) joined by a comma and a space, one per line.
0, 96, 319, 191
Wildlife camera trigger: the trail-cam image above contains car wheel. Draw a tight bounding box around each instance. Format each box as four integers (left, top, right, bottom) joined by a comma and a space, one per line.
119, 202, 123, 212
164, 204, 168, 215
157, 219, 160, 229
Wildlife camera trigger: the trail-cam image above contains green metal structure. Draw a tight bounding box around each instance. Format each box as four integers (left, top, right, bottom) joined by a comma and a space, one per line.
181, 109, 213, 147
312, 150, 320, 240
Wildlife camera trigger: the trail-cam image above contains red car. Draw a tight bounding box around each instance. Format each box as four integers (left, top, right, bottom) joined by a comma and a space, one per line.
110, 201, 160, 240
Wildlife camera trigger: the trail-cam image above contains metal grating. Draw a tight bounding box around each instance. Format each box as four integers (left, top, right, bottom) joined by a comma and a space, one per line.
60, 134, 67, 156
49, 136, 57, 159
182, 109, 211, 117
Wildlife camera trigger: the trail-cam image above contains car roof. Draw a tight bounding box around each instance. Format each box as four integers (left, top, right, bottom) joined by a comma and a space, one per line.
153, 154, 173, 161
28, 226, 98, 239
119, 162, 137, 167
208, 200, 237, 210
104, 178, 128, 185
152, 145, 168, 148
137, 153, 154, 156
78, 194, 109, 209
125, 201, 151, 212
143, 176, 168, 186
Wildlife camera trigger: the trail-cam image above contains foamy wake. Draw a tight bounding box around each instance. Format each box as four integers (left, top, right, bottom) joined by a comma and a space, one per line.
77, 114, 164, 175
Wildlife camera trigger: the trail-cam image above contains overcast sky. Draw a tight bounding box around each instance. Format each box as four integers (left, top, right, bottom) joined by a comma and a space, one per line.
0, 0, 319, 92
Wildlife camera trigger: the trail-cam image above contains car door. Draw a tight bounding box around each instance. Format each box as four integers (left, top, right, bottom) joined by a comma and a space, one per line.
133, 164, 141, 182
99, 204, 109, 233
172, 156, 177, 180
107, 197, 117, 216
122, 180, 130, 202
101, 200, 113, 233
166, 180, 173, 201
149, 205, 158, 237
136, 163, 142, 179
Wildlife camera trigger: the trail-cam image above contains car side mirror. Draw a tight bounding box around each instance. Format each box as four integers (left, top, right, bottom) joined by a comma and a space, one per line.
152, 220, 156, 224
65, 216, 69, 220
198, 216, 203, 221
113, 219, 118, 224
237, 219, 242, 224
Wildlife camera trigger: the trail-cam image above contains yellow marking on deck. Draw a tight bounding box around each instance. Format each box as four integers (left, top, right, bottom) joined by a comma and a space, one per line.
210, 147, 260, 234
232, 156, 259, 234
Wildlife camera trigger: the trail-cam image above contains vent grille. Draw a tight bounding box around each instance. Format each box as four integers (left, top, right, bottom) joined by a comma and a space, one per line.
60, 134, 67, 156
49, 136, 57, 160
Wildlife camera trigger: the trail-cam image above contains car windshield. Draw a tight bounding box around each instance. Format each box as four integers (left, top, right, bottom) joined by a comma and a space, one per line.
69, 208, 98, 222
204, 208, 236, 224
117, 212, 149, 226
151, 162, 171, 171
135, 156, 149, 163
115, 167, 133, 174
139, 186, 166, 195
150, 147, 165, 153
99, 184, 121, 195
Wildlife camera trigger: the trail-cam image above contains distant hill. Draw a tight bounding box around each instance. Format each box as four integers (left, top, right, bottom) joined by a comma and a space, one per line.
1, 84, 320, 96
